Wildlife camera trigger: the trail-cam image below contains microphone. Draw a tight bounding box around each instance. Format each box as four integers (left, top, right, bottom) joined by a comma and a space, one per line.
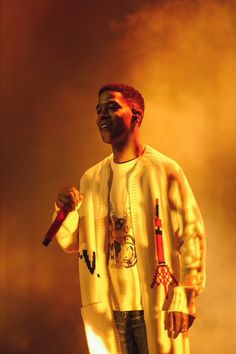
42, 208, 70, 246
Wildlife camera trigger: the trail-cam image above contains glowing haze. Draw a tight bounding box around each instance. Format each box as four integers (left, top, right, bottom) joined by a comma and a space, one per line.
1, 1, 236, 353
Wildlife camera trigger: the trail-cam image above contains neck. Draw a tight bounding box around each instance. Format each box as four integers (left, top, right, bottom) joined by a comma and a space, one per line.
112, 135, 145, 163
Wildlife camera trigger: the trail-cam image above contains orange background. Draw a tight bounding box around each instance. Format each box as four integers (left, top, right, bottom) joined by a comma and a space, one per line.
1, 1, 236, 353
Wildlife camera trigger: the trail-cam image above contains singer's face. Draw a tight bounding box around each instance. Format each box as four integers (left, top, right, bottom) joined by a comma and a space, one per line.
96, 90, 134, 145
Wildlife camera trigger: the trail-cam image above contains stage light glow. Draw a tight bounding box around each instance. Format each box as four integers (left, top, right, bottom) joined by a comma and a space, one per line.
86, 325, 110, 354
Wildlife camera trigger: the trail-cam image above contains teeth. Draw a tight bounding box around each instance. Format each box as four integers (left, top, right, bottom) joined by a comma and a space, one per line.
101, 124, 109, 129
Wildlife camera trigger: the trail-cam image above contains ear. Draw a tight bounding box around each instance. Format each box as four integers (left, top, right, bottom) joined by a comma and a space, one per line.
132, 109, 143, 124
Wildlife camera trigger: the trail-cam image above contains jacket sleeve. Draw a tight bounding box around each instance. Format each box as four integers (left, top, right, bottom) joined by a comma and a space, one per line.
167, 163, 206, 315
54, 208, 79, 253
55, 175, 86, 253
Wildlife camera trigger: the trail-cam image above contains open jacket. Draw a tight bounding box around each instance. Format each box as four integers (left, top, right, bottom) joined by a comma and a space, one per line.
56, 145, 206, 354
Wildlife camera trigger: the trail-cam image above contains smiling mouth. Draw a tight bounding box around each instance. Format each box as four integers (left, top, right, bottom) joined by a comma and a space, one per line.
100, 124, 111, 130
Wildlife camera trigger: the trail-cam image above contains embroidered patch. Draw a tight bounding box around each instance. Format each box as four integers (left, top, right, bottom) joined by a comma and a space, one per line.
82, 250, 96, 275
151, 198, 178, 298
108, 205, 137, 269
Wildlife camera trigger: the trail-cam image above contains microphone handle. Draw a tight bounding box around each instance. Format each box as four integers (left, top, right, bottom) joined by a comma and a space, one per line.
42, 208, 70, 246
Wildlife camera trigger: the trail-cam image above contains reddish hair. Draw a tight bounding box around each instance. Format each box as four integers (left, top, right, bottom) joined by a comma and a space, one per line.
98, 83, 145, 116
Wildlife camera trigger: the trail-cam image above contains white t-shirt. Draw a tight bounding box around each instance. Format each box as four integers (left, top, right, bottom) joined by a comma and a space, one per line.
108, 157, 143, 311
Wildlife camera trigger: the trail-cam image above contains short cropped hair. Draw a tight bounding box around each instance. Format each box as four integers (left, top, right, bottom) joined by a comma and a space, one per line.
98, 83, 145, 116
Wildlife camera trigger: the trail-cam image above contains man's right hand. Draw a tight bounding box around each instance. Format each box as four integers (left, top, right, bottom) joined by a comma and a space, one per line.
56, 186, 84, 212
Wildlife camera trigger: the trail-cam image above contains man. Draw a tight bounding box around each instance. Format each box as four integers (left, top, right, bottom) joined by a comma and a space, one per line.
54, 84, 206, 354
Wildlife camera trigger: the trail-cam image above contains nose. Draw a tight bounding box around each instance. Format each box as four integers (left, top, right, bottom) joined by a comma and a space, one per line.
98, 107, 111, 121
97, 112, 110, 129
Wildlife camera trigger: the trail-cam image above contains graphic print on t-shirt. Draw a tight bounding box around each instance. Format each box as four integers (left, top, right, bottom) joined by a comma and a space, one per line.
108, 203, 137, 268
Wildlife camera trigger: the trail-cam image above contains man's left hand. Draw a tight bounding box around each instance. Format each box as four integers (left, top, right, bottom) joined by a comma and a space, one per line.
167, 311, 195, 338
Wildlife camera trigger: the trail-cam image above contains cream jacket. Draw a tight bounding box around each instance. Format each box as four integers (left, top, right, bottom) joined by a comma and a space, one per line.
56, 145, 206, 354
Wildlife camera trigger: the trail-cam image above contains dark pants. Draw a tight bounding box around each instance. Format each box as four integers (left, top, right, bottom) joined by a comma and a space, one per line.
113, 310, 149, 354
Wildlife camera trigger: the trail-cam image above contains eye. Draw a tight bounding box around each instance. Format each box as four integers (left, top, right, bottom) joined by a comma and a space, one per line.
96, 106, 101, 115
108, 102, 120, 112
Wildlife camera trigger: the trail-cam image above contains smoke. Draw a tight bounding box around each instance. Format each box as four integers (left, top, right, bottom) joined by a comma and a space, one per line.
108, 0, 236, 219
109, 2, 236, 353
109, 0, 236, 162
1, 1, 236, 353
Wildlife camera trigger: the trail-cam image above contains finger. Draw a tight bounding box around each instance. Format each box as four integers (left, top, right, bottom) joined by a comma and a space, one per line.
61, 192, 84, 209
173, 312, 183, 339
70, 186, 79, 194
60, 187, 78, 197
56, 187, 83, 211
68, 188, 84, 201
79, 193, 84, 201
74, 194, 84, 209
188, 314, 195, 329
70, 192, 84, 208
168, 312, 174, 338
180, 314, 189, 334
69, 187, 80, 199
